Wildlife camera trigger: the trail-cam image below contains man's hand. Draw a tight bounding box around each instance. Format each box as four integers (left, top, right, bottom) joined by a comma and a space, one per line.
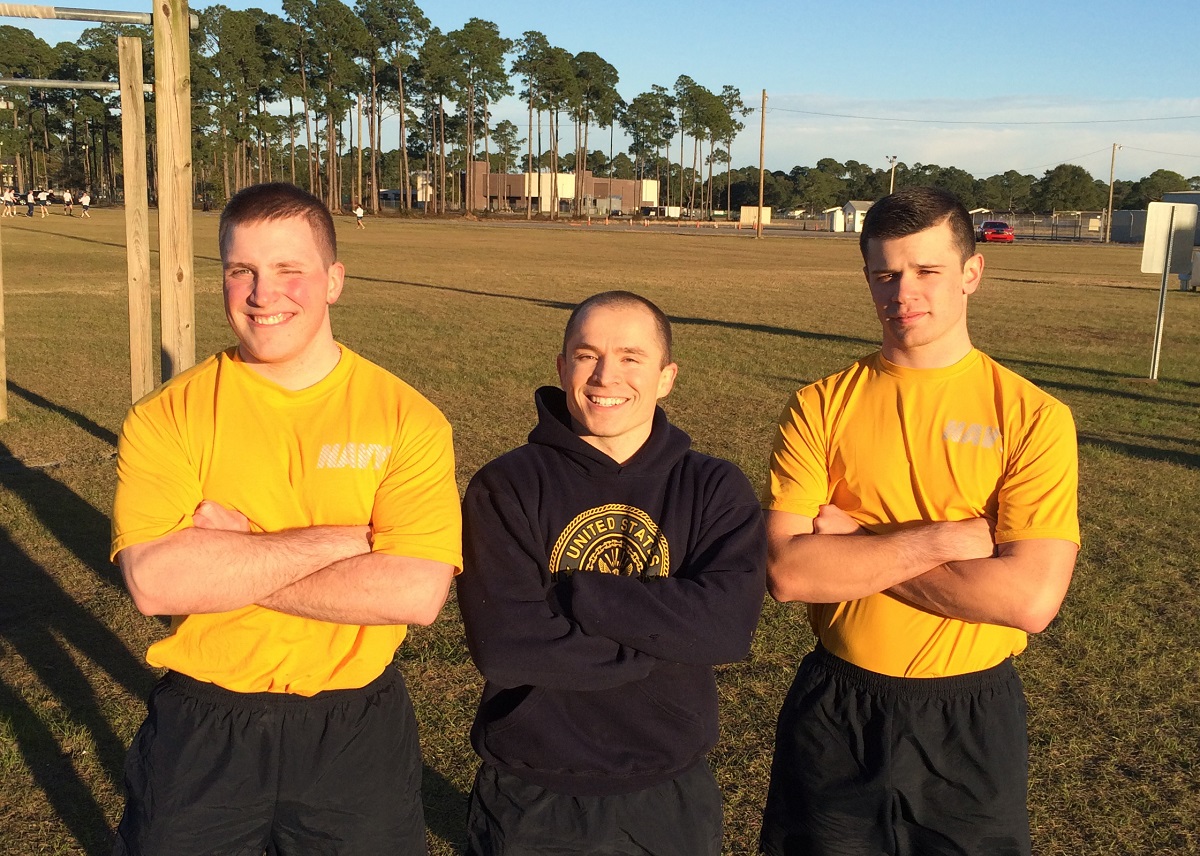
192, 500, 252, 532
812, 504, 868, 536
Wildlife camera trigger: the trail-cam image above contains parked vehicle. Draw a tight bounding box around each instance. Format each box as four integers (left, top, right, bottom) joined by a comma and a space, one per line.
977, 220, 1015, 243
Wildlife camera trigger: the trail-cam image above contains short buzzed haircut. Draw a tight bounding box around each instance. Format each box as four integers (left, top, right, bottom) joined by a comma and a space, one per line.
859, 186, 976, 264
219, 182, 338, 266
562, 291, 673, 367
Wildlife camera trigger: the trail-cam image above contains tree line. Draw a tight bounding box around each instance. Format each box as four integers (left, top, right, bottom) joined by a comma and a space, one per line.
0, 3, 1196, 216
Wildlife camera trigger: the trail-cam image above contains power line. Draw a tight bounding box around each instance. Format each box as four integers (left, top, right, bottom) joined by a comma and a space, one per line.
754, 106, 1200, 126
1122, 145, 1200, 160
1020, 147, 1111, 173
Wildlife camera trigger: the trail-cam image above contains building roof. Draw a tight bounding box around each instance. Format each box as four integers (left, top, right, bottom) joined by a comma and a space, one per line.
844, 200, 874, 212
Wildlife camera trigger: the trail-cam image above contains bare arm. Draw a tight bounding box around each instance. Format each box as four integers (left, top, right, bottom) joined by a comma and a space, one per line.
888, 538, 1078, 632
258, 554, 455, 625
765, 506, 995, 603
118, 501, 371, 616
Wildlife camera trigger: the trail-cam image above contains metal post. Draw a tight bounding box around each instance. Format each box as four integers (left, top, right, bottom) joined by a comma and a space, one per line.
756, 89, 766, 239
1149, 206, 1175, 381
1105, 143, 1120, 244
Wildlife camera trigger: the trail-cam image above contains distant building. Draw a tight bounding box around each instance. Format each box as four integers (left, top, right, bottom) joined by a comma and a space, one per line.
843, 200, 873, 233
824, 206, 845, 232
1162, 192, 1200, 245
465, 161, 658, 215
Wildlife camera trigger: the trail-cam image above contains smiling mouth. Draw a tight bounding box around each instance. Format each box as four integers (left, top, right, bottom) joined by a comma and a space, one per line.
249, 313, 290, 326
588, 395, 628, 407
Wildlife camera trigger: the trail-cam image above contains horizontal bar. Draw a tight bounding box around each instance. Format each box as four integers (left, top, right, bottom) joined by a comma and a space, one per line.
0, 76, 153, 92
0, 4, 199, 29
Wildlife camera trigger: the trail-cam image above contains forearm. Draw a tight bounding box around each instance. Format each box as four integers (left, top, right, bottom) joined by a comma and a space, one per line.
119, 525, 370, 616
888, 540, 1078, 632
259, 553, 455, 625
569, 570, 765, 665
767, 523, 988, 603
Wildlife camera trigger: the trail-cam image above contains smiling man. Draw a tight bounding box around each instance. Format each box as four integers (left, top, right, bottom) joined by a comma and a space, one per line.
457, 291, 766, 856
110, 183, 461, 855
759, 187, 1080, 856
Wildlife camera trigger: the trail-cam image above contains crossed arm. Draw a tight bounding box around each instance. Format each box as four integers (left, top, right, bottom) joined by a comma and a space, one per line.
765, 505, 1077, 633
119, 500, 454, 626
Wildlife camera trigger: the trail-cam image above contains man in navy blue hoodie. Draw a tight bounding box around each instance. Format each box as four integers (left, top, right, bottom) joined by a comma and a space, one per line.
458, 290, 767, 856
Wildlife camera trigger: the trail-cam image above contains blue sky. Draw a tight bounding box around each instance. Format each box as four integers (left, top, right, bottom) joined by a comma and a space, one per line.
19, 0, 1200, 182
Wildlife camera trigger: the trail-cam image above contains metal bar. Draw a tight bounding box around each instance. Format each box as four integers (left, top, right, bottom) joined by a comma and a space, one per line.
0, 4, 198, 29
1149, 206, 1175, 381
0, 76, 152, 92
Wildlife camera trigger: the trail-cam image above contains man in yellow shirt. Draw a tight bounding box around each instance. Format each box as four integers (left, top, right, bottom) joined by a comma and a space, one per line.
760, 187, 1079, 856
110, 183, 462, 854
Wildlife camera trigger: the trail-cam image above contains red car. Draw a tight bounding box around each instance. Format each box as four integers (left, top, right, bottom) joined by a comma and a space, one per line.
977, 220, 1015, 243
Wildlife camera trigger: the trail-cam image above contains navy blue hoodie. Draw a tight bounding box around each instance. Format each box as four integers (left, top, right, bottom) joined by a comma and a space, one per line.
457, 386, 767, 796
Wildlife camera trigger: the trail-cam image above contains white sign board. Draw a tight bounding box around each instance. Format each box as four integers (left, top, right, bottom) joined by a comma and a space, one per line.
1141, 202, 1197, 274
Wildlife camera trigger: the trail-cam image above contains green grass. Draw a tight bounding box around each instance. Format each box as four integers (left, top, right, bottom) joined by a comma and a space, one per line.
1, 209, 1198, 854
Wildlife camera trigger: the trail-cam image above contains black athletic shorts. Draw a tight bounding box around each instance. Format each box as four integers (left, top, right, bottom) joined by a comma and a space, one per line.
760, 646, 1030, 856
466, 759, 723, 856
113, 667, 427, 856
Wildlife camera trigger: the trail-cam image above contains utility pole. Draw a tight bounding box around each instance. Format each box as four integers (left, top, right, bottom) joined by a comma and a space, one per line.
756, 89, 766, 239
887, 155, 898, 193
1105, 143, 1121, 244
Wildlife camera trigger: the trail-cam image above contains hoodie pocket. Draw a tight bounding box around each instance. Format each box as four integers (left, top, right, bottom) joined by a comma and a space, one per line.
480, 667, 717, 780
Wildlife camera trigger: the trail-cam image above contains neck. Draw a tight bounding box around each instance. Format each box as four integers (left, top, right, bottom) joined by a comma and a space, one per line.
881, 336, 973, 370
572, 424, 652, 466
240, 340, 343, 390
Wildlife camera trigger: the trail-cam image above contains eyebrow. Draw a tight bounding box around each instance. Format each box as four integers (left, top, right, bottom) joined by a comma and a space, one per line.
571, 342, 651, 356
223, 259, 308, 270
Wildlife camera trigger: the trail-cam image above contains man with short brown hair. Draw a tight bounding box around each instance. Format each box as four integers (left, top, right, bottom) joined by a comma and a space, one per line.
760, 187, 1080, 856
111, 182, 461, 854
458, 290, 766, 856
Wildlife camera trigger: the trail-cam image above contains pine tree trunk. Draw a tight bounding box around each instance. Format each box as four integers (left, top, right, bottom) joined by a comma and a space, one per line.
398, 62, 409, 210
369, 65, 378, 213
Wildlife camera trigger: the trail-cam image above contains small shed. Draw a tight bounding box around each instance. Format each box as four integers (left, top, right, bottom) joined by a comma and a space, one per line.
739, 206, 772, 227
1162, 192, 1200, 245
843, 200, 873, 233
824, 206, 845, 232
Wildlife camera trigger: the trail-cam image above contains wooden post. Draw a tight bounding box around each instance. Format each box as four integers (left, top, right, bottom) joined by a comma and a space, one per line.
119, 36, 154, 402
153, 0, 194, 382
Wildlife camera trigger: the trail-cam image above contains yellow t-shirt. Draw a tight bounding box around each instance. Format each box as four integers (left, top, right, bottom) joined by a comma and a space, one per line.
765, 349, 1079, 678
111, 346, 463, 695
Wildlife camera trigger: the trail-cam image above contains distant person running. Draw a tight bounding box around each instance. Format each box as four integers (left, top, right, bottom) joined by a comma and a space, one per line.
354, 202, 365, 230
63, 189, 73, 216
37, 190, 49, 218
80, 190, 91, 218
25, 189, 34, 217
2, 188, 14, 217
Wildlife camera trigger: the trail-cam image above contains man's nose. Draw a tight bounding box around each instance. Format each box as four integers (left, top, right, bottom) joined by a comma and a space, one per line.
248, 275, 280, 305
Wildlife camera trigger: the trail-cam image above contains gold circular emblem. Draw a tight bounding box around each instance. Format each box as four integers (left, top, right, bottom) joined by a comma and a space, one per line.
549, 503, 669, 579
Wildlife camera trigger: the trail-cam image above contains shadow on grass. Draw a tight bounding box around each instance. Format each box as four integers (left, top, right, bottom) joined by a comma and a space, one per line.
1078, 434, 1200, 469
998, 356, 1200, 391
1026, 378, 1199, 411
6, 381, 119, 448
0, 221, 136, 253
0, 450, 155, 851
423, 763, 468, 852
345, 276, 878, 348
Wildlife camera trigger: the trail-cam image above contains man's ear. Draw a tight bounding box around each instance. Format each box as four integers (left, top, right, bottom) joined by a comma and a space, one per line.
962, 253, 984, 295
326, 261, 346, 305
657, 362, 678, 400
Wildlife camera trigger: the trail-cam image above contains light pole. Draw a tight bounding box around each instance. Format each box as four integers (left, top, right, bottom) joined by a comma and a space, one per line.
886, 155, 898, 194
1105, 143, 1121, 244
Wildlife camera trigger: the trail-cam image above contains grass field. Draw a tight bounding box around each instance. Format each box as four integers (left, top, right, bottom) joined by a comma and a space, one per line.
1, 207, 1198, 855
